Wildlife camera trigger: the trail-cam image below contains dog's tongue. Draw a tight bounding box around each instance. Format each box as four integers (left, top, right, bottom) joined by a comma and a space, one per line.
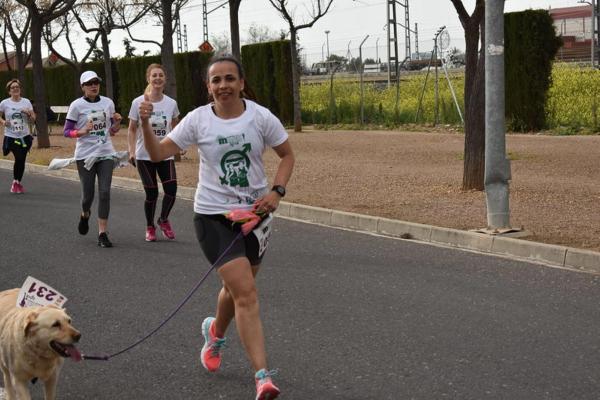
65, 345, 82, 362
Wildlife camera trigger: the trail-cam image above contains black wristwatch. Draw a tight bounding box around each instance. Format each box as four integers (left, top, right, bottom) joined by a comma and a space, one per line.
271, 185, 286, 197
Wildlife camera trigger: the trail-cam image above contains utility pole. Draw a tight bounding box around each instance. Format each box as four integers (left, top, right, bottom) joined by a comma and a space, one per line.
359, 35, 369, 125
202, 0, 208, 43
325, 30, 330, 59
485, 0, 512, 230
184, 24, 188, 52
175, 10, 182, 52
580, 0, 597, 67
414, 23, 419, 60
386, 0, 399, 85
596, 0, 600, 67
202, 0, 227, 44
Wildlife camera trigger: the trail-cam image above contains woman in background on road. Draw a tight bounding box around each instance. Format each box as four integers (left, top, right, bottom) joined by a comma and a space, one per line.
128, 63, 180, 242
139, 55, 294, 400
63, 71, 122, 248
0, 79, 36, 194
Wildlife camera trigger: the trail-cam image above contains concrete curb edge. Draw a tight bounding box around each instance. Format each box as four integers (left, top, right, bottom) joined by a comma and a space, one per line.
4, 159, 599, 273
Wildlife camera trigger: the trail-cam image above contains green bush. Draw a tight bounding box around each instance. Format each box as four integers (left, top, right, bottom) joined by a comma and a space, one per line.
241, 40, 294, 125
505, 10, 562, 131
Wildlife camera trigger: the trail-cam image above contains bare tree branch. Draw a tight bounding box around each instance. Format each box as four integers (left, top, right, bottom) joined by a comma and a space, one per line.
268, 0, 334, 131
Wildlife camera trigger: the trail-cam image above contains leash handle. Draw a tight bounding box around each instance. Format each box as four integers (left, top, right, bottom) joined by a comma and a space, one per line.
81, 231, 244, 362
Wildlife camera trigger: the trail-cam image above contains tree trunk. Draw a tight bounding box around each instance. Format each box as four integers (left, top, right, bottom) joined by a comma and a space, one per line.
161, 1, 177, 99
289, 29, 302, 132
101, 29, 113, 100
29, 17, 49, 148
15, 47, 27, 90
459, 3, 485, 191
229, 0, 241, 60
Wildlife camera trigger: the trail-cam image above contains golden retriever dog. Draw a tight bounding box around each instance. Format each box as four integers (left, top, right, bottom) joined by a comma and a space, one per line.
0, 288, 81, 400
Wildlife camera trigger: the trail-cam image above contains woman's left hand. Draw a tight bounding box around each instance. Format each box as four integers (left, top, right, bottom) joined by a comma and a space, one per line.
253, 191, 281, 215
113, 112, 122, 125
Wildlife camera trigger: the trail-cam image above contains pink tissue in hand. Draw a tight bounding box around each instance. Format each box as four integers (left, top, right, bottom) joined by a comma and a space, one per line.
225, 209, 261, 236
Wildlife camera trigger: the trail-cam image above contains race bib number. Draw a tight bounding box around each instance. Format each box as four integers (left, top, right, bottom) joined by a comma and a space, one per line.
88, 110, 108, 143
16, 276, 68, 308
252, 214, 273, 257
150, 112, 168, 137
10, 111, 25, 132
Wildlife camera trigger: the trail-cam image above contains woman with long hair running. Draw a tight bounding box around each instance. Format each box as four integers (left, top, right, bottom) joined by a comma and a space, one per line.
139, 55, 294, 400
128, 63, 180, 242
0, 79, 36, 194
63, 71, 122, 248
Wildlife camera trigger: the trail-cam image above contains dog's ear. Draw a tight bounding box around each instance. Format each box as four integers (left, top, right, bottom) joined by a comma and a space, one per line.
24, 311, 39, 337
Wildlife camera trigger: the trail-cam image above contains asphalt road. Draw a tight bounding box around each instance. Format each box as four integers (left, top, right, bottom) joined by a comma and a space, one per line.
1, 169, 600, 400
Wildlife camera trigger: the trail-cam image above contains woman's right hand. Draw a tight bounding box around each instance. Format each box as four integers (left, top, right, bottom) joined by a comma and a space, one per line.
3, 119, 10, 127
129, 154, 136, 167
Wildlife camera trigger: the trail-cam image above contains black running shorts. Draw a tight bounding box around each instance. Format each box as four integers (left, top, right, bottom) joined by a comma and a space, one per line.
193, 213, 264, 268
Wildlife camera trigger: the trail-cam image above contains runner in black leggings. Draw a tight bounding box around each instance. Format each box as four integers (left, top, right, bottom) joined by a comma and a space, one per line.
127, 63, 180, 241
136, 159, 177, 239
0, 79, 36, 194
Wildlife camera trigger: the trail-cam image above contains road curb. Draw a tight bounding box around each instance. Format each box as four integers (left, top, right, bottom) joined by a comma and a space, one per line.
3, 159, 600, 273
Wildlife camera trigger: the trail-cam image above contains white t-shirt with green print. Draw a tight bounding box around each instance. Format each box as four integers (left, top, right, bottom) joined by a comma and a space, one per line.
168, 99, 288, 214
0, 98, 33, 139
66, 96, 116, 160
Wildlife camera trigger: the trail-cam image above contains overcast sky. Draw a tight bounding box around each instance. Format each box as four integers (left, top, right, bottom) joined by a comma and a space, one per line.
49, 0, 587, 66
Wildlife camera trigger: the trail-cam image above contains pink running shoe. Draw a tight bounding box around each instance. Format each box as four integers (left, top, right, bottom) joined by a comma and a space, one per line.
10, 180, 18, 193
158, 218, 175, 240
255, 369, 280, 400
200, 317, 227, 372
145, 226, 157, 242
16, 182, 24, 194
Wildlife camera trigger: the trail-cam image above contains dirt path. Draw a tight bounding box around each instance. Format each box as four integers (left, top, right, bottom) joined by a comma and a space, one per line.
12, 128, 600, 252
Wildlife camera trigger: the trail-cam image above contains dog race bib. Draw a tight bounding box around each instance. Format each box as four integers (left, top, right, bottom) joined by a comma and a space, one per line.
16, 276, 68, 308
252, 213, 273, 258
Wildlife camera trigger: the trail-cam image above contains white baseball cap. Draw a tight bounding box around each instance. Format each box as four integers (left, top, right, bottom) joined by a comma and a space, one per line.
80, 71, 102, 85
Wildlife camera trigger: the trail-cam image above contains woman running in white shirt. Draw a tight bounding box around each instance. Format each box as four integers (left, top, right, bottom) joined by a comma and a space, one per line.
0, 79, 36, 194
139, 55, 294, 400
128, 63, 180, 242
63, 71, 122, 248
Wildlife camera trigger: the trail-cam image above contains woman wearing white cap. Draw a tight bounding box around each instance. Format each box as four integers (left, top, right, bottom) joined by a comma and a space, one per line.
63, 71, 122, 248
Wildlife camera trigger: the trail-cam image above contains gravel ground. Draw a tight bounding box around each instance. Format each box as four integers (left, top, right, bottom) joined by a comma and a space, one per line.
11, 127, 600, 252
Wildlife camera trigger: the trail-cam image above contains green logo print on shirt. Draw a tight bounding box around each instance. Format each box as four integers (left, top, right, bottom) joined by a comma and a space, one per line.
219, 143, 251, 188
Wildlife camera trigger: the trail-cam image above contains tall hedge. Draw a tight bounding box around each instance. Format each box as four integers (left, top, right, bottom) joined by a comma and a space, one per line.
505, 10, 562, 131
241, 40, 293, 125
0, 51, 212, 119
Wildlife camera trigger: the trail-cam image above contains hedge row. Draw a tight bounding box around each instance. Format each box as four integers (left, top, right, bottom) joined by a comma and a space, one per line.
0, 42, 293, 124
241, 40, 294, 124
505, 10, 562, 131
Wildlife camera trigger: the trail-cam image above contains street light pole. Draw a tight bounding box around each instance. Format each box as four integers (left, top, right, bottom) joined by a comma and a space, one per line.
325, 30, 330, 60
485, 0, 511, 230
